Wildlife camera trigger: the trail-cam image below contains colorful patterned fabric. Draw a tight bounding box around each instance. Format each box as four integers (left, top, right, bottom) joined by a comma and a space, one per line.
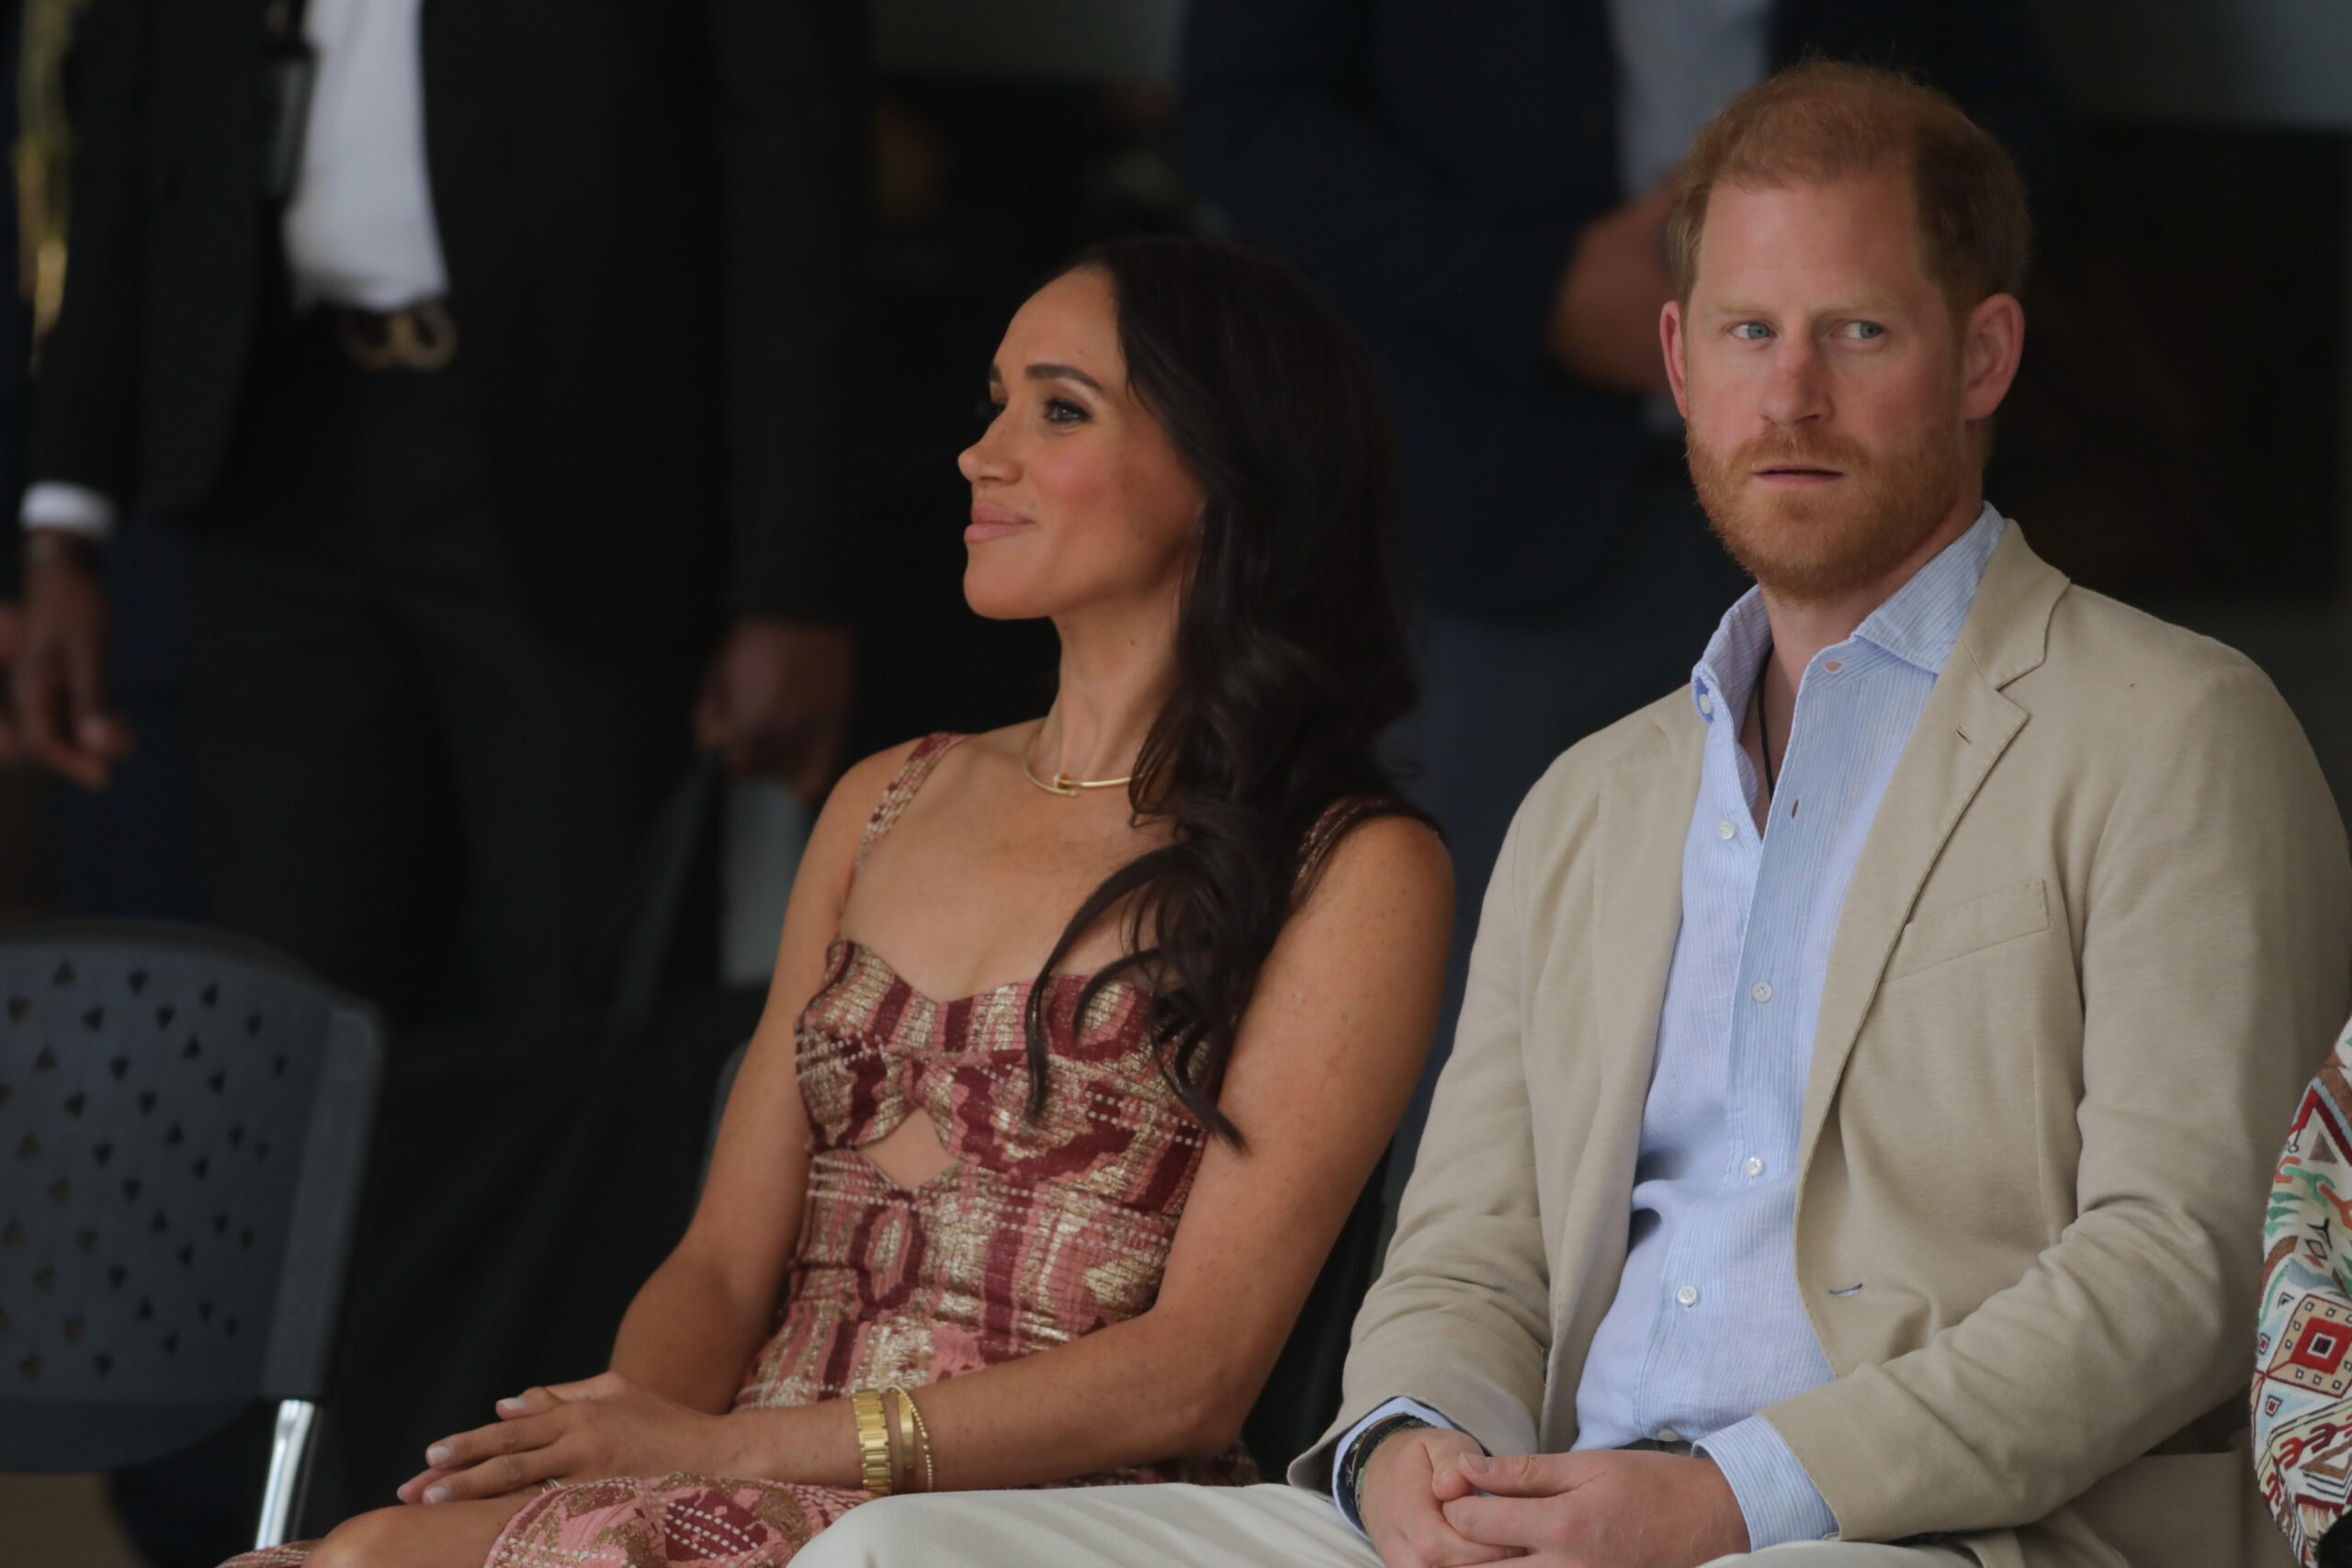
225, 734, 1250, 1568
2258, 1015, 2352, 1566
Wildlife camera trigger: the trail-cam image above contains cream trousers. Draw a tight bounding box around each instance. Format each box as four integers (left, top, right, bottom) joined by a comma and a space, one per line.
793, 1482, 1975, 1568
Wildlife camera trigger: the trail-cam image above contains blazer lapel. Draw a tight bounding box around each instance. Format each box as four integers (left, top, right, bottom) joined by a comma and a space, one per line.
1550, 702, 1707, 1362
1796, 525, 2069, 1174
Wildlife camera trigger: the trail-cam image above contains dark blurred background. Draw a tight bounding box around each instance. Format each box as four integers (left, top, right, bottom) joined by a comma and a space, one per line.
5, 0, 2352, 1561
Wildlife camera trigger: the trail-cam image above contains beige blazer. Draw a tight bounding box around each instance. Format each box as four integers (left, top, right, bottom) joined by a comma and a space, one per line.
1297, 525, 2352, 1568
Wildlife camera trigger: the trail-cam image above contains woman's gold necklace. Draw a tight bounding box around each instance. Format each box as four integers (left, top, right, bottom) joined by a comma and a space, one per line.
1020, 726, 1133, 797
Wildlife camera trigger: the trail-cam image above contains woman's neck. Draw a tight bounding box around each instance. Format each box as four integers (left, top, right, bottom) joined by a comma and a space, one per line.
1036, 602, 1179, 782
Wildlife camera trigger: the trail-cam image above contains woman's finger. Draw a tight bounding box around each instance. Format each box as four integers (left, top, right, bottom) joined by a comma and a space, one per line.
424, 1408, 564, 1473
395, 1464, 452, 1505
420, 1441, 560, 1505
497, 1385, 562, 1418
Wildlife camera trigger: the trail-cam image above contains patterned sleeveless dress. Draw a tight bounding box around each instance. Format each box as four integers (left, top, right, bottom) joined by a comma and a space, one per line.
230, 734, 1254, 1568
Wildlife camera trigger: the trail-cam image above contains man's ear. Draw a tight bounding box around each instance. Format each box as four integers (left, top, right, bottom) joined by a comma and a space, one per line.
1960, 292, 2024, 423
1661, 299, 1690, 419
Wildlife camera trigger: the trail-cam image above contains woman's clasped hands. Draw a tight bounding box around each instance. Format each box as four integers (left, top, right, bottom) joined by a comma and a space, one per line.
398, 1371, 732, 1506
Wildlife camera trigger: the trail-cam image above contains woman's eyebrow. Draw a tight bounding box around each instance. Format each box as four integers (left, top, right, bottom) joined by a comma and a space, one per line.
1024, 362, 1104, 391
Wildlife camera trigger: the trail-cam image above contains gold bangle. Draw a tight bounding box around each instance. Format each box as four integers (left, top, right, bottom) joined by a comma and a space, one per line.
886, 1387, 910, 1493
850, 1388, 893, 1496
888, 1383, 937, 1494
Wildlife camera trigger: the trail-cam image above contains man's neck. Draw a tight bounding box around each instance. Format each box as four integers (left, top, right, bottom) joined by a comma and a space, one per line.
1755, 486, 1984, 702
1736, 487, 1985, 823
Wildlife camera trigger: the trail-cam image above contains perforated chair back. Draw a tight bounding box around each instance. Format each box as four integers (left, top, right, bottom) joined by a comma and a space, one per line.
0, 922, 381, 1542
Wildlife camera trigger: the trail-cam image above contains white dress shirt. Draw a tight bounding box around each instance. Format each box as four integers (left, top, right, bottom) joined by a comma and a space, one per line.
1336, 506, 2008, 1551
25, 0, 447, 538
282, 0, 447, 311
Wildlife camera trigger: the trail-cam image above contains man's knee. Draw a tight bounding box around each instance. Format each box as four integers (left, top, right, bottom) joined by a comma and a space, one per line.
799, 1495, 974, 1568
1699, 1543, 1975, 1567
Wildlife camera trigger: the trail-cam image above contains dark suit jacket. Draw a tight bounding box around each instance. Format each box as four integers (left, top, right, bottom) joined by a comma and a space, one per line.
1182, 0, 2070, 623
35, 0, 867, 653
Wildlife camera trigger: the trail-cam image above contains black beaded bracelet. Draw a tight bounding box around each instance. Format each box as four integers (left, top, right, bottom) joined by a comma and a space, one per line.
1341, 1414, 1436, 1521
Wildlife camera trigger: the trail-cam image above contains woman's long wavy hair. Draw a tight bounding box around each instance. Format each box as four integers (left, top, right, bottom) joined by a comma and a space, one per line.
1021, 236, 1430, 1145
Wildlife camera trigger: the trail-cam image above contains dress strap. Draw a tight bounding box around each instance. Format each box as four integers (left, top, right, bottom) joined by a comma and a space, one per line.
854, 733, 967, 875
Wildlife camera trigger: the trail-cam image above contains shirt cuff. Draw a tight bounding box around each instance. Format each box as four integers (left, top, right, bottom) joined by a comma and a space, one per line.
22, 482, 118, 539
1331, 1396, 1463, 1535
1694, 1415, 1839, 1549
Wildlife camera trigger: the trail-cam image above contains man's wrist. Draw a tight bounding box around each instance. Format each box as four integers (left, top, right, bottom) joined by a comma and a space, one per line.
1342, 1415, 1434, 1523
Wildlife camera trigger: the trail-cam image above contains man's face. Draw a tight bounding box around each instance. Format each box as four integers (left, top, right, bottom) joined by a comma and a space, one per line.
1665, 164, 2012, 605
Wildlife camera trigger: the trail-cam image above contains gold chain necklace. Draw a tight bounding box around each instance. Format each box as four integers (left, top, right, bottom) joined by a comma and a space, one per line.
1020, 725, 1133, 797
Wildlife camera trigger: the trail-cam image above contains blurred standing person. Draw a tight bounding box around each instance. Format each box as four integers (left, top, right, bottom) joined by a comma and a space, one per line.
0, 0, 868, 1031
1182, 0, 2068, 1177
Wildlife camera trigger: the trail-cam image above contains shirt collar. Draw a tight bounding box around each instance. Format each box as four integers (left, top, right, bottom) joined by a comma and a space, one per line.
1689, 502, 2007, 718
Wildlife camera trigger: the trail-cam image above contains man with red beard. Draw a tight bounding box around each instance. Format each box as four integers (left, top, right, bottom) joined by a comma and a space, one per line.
794, 62, 2346, 1568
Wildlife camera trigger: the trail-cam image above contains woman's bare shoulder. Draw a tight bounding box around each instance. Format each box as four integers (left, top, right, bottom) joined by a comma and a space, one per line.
1311, 808, 1453, 910
811, 739, 927, 838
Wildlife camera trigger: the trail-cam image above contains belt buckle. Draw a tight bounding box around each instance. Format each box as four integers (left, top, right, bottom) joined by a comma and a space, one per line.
336, 299, 457, 371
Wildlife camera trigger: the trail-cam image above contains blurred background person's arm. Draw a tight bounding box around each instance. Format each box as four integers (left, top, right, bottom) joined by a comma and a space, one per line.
5, 0, 141, 788
691, 0, 871, 802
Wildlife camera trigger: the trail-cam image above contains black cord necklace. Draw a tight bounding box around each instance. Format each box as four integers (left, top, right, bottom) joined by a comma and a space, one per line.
1755, 644, 1778, 799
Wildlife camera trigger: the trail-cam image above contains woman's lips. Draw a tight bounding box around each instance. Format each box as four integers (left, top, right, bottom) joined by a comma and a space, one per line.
966, 502, 1030, 543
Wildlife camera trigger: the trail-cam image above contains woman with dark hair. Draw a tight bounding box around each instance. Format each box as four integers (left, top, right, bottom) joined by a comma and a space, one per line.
238, 236, 1451, 1568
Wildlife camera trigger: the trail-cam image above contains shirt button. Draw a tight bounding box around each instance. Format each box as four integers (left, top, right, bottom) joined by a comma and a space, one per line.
1676, 1284, 1700, 1308
1750, 980, 1773, 1004
1656, 1427, 1682, 1444
1744, 1156, 1766, 1179
1698, 692, 1714, 716
1716, 819, 1736, 840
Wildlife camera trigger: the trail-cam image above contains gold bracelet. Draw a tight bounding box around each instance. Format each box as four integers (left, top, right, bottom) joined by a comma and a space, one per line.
886, 1386, 916, 1493
888, 1383, 937, 1494
850, 1388, 893, 1496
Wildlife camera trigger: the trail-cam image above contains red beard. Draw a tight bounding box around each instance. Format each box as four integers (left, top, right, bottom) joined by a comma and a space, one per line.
1688, 412, 1966, 605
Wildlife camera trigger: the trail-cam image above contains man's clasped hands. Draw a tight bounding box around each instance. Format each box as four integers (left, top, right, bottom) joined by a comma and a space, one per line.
1360, 1425, 1753, 1568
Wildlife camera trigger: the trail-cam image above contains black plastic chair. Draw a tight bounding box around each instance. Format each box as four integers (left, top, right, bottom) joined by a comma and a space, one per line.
0, 922, 384, 1550
701, 1041, 1387, 1476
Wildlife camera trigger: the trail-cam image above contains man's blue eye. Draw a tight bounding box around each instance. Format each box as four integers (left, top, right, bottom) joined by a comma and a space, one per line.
1846, 321, 1885, 340
1733, 322, 1770, 341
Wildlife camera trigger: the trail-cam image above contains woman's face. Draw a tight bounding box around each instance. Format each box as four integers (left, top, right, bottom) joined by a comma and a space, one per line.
958, 268, 1204, 624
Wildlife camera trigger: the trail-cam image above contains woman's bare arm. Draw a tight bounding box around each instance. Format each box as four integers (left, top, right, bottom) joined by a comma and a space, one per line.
605, 742, 922, 1413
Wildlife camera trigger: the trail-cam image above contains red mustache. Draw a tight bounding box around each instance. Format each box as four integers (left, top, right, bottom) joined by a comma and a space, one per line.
1719, 427, 1872, 475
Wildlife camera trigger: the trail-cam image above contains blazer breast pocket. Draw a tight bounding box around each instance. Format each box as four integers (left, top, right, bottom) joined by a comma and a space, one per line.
1886, 877, 2050, 980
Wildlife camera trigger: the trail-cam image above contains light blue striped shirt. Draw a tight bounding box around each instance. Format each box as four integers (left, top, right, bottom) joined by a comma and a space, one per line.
1336, 504, 2006, 1548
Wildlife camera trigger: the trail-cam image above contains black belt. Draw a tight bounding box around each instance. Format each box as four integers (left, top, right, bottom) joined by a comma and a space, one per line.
326, 299, 458, 371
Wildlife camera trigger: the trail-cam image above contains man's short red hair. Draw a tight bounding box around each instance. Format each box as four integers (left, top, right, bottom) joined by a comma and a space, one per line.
1666, 60, 2032, 313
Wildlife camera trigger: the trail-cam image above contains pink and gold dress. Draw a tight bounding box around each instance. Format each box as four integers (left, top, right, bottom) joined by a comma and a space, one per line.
232, 734, 1253, 1568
